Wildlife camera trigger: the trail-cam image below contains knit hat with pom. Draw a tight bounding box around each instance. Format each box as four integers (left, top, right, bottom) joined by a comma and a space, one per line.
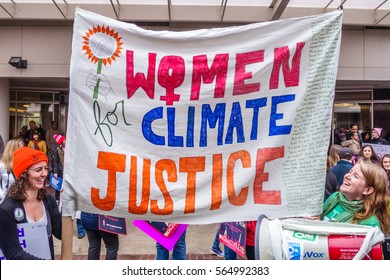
53, 134, 65, 145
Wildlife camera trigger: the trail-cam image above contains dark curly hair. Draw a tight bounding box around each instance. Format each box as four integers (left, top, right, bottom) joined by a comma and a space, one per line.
7, 170, 47, 202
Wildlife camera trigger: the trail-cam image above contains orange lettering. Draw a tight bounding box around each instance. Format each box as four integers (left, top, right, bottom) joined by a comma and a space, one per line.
179, 157, 205, 214
151, 159, 176, 215
91, 151, 126, 211
227, 150, 251, 206
210, 154, 223, 210
128, 156, 150, 214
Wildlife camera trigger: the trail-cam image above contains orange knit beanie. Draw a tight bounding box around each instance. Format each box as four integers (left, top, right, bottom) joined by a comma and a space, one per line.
13, 147, 48, 178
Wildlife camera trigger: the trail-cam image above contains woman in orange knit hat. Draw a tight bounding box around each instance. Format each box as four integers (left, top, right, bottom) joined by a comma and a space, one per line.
0, 147, 61, 259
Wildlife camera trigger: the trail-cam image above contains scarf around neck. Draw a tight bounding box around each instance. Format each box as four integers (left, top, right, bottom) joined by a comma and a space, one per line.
322, 192, 364, 222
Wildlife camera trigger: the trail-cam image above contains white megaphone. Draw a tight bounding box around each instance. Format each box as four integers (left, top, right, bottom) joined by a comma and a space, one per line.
255, 215, 386, 260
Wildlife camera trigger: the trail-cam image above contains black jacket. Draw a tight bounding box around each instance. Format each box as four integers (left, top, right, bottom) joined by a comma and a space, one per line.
369, 137, 389, 145
324, 168, 339, 201
0, 194, 61, 260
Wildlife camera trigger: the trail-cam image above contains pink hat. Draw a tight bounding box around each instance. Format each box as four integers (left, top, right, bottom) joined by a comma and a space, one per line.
372, 128, 382, 136
53, 134, 65, 145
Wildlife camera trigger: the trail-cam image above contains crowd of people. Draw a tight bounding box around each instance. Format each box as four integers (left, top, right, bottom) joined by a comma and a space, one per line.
326, 123, 390, 235
334, 124, 390, 147
0, 121, 389, 260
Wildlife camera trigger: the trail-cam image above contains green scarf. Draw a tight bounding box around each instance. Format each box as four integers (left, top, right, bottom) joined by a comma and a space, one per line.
322, 192, 364, 222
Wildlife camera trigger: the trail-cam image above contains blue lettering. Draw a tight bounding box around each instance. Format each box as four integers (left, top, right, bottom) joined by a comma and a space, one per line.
167, 107, 184, 147
225, 102, 245, 144
186, 106, 195, 147
142, 107, 165, 145
20, 239, 27, 248
200, 103, 226, 147
142, 95, 295, 147
246, 97, 267, 140
269, 94, 295, 136
305, 251, 313, 258
17, 228, 25, 237
304, 251, 325, 258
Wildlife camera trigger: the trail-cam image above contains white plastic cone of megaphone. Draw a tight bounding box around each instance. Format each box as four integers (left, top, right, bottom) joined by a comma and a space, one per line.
255, 214, 385, 260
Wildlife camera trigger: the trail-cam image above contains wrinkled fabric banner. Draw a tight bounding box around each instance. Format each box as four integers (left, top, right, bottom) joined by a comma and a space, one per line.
62, 8, 342, 224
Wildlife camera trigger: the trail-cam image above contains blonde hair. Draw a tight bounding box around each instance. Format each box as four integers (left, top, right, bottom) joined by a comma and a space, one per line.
0, 138, 23, 172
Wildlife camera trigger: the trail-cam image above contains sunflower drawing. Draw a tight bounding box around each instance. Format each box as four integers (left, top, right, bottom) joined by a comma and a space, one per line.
82, 25, 123, 99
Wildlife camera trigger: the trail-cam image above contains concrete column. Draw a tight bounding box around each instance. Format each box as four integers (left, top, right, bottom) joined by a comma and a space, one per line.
0, 78, 10, 142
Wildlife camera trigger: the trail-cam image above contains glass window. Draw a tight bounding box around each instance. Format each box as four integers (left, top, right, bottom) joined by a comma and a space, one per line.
9, 91, 61, 138
14, 91, 59, 102
334, 91, 371, 101
373, 89, 390, 100
9, 102, 40, 138
334, 102, 370, 132
333, 102, 371, 145
373, 103, 390, 140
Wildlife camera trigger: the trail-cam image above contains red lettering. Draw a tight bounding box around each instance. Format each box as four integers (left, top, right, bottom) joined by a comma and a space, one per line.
158, 55, 185, 105
233, 50, 264, 95
126, 50, 156, 99
191, 54, 229, 100
269, 42, 305, 89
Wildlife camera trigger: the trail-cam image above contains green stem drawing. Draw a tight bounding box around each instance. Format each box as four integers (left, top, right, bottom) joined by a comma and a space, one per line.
93, 59, 103, 99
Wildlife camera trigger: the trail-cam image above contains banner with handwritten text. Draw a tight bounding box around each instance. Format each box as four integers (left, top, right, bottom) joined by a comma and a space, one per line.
62, 8, 342, 224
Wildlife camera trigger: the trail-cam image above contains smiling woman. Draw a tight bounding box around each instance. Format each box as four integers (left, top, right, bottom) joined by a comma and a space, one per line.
0, 147, 61, 260
322, 159, 390, 234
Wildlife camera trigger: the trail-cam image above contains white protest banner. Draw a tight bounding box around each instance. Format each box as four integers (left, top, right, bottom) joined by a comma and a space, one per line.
370, 143, 390, 159
0, 222, 51, 260
62, 8, 342, 224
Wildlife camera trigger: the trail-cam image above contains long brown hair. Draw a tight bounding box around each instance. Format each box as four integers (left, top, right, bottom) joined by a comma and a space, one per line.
7, 170, 46, 202
358, 144, 381, 165
352, 159, 390, 233
328, 144, 341, 168
381, 154, 390, 174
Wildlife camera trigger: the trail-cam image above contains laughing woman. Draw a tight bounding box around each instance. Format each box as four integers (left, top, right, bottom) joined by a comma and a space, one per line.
0, 147, 61, 259
322, 159, 390, 234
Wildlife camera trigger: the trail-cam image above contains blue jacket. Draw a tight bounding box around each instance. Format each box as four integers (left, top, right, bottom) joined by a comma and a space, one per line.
331, 160, 354, 186
80, 212, 99, 231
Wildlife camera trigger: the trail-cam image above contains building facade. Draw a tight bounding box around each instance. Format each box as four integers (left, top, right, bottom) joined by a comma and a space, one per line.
1, 3, 390, 143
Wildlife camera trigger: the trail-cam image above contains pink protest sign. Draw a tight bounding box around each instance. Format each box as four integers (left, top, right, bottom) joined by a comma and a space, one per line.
133, 220, 188, 251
